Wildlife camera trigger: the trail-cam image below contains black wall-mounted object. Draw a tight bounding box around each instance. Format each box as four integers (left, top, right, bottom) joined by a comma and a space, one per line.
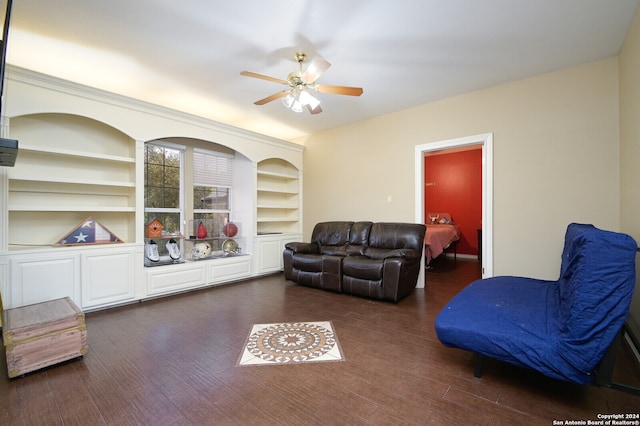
0, 0, 17, 167
0, 136, 17, 165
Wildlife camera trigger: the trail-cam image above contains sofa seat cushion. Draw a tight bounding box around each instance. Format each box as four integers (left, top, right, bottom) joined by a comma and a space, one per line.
435, 276, 577, 381
342, 256, 383, 281
291, 253, 324, 272
319, 245, 348, 256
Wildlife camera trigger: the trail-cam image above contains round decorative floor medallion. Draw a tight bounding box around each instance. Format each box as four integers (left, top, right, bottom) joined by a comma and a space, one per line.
245, 322, 337, 363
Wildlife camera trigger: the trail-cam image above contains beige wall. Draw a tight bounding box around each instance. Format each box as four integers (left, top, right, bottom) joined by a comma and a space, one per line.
620, 5, 640, 341
301, 57, 621, 280
621, 4, 640, 239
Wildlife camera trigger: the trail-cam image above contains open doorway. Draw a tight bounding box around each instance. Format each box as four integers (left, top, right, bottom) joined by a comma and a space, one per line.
414, 133, 493, 288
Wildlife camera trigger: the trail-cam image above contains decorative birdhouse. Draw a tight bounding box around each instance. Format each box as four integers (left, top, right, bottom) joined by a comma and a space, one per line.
145, 218, 163, 238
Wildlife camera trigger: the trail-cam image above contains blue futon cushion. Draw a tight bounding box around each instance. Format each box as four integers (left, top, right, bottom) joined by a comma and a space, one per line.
435, 223, 637, 384
435, 276, 570, 380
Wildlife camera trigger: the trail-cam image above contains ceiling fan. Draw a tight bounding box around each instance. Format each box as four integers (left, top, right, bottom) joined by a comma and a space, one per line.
240, 51, 363, 114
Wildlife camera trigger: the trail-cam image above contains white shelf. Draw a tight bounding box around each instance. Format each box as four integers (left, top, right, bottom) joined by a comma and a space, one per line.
9, 176, 136, 188
257, 204, 298, 209
8, 206, 136, 212
257, 169, 298, 180
257, 187, 298, 194
20, 144, 135, 163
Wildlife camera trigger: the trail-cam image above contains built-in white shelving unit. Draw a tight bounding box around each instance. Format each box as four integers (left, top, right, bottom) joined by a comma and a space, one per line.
256, 158, 301, 235
6, 113, 136, 248
0, 65, 303, 311
254, 158, 302, 275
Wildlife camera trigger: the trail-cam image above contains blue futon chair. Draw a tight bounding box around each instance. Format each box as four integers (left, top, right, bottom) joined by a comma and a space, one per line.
435, 223, 637, 385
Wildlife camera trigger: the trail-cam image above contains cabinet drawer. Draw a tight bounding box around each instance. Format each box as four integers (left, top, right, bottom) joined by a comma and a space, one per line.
146, 263, 206, 296
208, 256, 251, 284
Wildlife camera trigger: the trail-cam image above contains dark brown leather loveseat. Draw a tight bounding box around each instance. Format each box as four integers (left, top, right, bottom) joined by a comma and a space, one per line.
283, 221, 426, 302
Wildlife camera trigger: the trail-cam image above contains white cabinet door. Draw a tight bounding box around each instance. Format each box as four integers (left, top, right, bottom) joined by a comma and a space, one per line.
8, 253, 80, 308
81, 248, 136, 309
255, 234, 302, 274
257, 237, 282, 274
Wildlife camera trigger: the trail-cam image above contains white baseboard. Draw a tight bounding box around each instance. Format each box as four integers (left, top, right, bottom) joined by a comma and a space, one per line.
444, 253, 479, 260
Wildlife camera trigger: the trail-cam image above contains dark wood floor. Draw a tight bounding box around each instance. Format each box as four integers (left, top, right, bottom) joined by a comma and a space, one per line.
1, 257, 639, 425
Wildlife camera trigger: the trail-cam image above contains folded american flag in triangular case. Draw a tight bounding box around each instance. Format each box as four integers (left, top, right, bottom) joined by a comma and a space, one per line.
55, 216, 124, 246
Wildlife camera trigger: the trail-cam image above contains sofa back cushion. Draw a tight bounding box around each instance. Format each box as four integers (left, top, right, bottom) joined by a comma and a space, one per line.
345, 221, 373, 255
557, 223, 637, 371
368, 223, 426, 251
312, 222, 353, 245
312, 222, 353, 254
349, 222, 373, 245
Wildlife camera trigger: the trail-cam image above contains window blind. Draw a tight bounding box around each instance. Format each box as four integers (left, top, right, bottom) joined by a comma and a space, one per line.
193, 150, 233, 187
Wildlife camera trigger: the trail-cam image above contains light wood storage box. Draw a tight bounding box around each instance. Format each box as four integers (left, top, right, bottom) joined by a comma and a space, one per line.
2, 297, 88, 378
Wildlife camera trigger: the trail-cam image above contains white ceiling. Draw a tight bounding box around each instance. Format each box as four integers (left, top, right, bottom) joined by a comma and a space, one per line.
5, 0, 638, 141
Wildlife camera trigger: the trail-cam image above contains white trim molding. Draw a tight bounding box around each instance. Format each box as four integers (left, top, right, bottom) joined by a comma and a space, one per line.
414, 133, 493, 288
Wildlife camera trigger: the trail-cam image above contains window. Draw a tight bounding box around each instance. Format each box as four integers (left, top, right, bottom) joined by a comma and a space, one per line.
144, 142, 234, 252
192, 150, 233, 250
144, 143, 183, 235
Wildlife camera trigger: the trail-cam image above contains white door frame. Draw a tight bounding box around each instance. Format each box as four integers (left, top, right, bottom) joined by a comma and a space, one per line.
414, 133, 493, 288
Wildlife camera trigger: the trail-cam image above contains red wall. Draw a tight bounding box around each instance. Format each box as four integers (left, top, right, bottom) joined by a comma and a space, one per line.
424, 149, 482, 255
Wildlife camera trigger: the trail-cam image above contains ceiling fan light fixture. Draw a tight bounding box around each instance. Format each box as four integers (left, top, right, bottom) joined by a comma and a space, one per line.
281, 91, 304, 112
291, 98, 304, 113
281, 93, 295, 109
299, 90, 320, 109
280, 89, 319, 113
241, 51, 362, 114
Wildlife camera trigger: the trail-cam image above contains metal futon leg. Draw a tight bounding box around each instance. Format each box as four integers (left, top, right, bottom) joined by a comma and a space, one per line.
474, 354, 484, 378
593, 326, 640, 395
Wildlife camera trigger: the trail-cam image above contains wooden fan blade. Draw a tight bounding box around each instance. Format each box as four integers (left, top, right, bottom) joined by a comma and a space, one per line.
254, 91, 289, 105
302, 57, 331, 83
307, 104, 323, 114
240, 71, 288, 85
316, 84, 363, 96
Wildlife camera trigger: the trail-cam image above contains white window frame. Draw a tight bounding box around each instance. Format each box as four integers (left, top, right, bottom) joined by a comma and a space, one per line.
144, 141, 185, 235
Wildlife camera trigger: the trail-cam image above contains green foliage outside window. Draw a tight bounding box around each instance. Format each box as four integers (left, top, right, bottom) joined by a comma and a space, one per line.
144, 143, 233, 245
145, 144, 181, 209
194, 186, 229, 210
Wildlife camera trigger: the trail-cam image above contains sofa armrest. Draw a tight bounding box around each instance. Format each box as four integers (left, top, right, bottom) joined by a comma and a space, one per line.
381, 248, 421, 261
285, 241, 319, 254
